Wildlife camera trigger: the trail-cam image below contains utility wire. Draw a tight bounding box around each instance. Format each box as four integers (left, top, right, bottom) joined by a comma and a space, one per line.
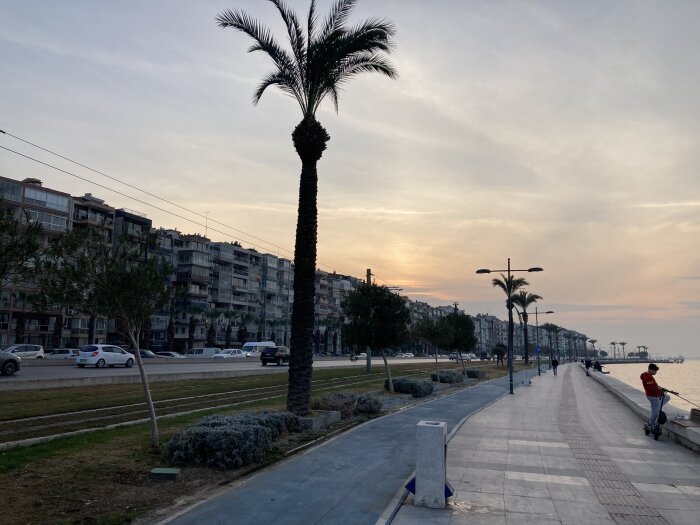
0, 130, 340, 272
0, 128, 292, 256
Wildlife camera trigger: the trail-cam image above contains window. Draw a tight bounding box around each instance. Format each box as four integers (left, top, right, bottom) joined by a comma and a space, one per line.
24, 188, 69, 212
24, 209, 68, 232
0, 181, 22, 202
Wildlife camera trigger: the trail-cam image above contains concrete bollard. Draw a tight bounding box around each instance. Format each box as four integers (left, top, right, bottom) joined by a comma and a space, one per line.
415, 420, 447, 509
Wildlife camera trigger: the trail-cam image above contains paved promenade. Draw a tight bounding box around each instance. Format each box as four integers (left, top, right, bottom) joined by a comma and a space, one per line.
391, 364, 700, 525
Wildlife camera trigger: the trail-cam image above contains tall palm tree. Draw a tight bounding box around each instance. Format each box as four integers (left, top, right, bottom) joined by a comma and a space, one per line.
217, 0, 397, 415
511, 290, 541, 365
542, 322, 560, 364
491, 274, 529, 368
619, 341, 627, 360
610, 341, 617, 359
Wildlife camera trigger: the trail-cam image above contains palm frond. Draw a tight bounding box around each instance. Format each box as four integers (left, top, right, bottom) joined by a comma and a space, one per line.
268, 0, 306, 79
253, 71, 303, 107
307, 0, 318, 44
319, 0, 357, 42
511, 291, 542, 310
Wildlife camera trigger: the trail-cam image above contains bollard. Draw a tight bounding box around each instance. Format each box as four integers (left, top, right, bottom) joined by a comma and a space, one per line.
414, 420, 448, 508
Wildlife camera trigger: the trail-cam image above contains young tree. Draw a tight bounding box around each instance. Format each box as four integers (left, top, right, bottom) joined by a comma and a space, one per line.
441, 313, 477, 374
493, 343, 507, 366
341, 283, 409, 393
38, 228, 173, 451
91, 240, 174, 451
217, 0, 397, 416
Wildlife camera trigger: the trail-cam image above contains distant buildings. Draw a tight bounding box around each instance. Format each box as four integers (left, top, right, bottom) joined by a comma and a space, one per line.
1, 174, 587, 354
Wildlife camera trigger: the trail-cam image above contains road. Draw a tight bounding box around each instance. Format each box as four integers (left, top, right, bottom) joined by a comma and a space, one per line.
4, 357, 458, 382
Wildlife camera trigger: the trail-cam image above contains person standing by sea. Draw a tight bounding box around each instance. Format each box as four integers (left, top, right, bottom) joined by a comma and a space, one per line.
640, 363, 670, 432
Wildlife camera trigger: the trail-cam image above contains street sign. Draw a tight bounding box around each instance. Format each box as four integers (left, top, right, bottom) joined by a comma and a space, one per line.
535, 347, 541, 354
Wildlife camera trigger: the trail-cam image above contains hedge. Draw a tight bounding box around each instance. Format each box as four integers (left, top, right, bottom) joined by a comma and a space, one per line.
384, 377, 434, 398
168, 411, 301, 470
430, 370, 464, 384
310, 392, 382, 419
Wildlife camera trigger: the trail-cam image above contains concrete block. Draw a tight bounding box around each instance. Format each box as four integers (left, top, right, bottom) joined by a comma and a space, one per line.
150, 467, 180, 480
300, 410, 341, 432
415, 420, 447, 509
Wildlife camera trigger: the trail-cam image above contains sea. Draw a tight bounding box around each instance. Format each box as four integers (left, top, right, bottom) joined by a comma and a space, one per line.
605, 360, 700, 414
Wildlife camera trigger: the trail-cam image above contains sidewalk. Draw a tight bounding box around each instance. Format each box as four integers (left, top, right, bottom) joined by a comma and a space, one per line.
391, 364, 700, 525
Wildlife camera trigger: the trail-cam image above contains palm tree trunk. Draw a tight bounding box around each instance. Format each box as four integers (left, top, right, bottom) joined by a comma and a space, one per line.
287, 116, 330, 416
522, 312, 529, 364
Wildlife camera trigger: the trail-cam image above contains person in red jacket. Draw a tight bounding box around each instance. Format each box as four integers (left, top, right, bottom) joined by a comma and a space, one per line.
640, 363, 669, 430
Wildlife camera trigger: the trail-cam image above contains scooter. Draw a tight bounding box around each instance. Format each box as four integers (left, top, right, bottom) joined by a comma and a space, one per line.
644, 388, 679, 440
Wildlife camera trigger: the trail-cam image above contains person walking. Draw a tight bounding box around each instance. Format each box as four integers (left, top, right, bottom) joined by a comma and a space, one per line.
584, 358, 592, 376
640, 363, 670, 433
551, 356, 559, 376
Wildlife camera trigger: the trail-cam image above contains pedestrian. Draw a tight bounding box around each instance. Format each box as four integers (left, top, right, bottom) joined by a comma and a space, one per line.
640, 363, 670, 433
552, 356, 559, 376
585, 358, 592, 376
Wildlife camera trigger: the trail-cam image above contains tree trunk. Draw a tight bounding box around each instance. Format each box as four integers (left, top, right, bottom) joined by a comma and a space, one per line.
522, 312, 529, 364
434, 349, 440, 378
381, 349, 394, 393
287, 116, 330, 416
127, 326, 159, 452
457, 350, 467, 374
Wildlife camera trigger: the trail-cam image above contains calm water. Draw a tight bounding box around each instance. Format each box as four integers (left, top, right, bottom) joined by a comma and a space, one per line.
606, 360, 700, 413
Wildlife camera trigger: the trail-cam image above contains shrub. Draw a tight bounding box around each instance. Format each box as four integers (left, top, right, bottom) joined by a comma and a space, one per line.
466, 369, 486, 379
430, 370, 464, 384
384, 377, 434, 398
168, 411, 301, 470
310, 392, 382, 419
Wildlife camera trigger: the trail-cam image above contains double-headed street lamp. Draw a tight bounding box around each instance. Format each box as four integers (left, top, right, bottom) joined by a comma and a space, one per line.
476, 258, 543, 395
534, 307, 554, 376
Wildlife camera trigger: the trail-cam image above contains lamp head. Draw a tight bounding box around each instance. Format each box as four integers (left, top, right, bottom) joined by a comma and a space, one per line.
546, 310, 554, 314
476, 269, 491, 274
527, 267, 544, 272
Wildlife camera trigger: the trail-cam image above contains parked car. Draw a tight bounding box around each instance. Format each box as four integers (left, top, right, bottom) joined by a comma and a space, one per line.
76, 344, 135, 368
139, 350, 159, 359
394, 352, 406, 358
2, 344, 45, 359
403, 352, 415, 358
260, 346, 291, 366
0, 352, 21, 376
212, 349, 246, 359
357, 352, 367, 359
242, 341, 276, 356
183, 347, 220, 358
155, 351, 185, 359
46, 348, 79, 360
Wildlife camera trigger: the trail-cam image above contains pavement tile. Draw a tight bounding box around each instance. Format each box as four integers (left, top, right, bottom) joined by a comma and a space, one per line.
656, 508, 700, 525
677, 484, 700, 495
452, 490, 505, 511
548, 484, 597, 502
504, 494, 556, 514
505, 512, 561, 524
639, 492, 700, 511
392, 505, 451, 525
632, 482, 682, 494
449, 511, 506, 525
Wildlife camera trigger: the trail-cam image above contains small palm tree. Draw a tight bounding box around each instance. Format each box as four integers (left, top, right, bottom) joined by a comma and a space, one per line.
218, 0, 397, 416
610, 341, 617, 359
491, 274, 529, 366
511, 291, 542, 365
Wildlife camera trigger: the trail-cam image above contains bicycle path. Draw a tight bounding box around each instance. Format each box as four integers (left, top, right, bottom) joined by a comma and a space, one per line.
159, 368, 537, 525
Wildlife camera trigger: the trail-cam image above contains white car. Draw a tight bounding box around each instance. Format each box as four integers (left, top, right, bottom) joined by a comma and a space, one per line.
403, 352, 415, 358
76, 344, 135, 368
46, 348, 79, 360
394, 352, 406, 358
212, 349, 246, 359
2, 344, 45, 359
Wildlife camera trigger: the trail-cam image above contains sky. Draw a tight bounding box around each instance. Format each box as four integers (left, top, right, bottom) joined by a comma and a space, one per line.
1, 1, 699, 358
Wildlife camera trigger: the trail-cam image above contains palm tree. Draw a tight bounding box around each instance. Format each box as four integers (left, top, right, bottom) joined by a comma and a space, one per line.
217, 0, 397, 415
619, 341, 627, 360
511, 291, 542, 365
542, 322, 560, 365
491, 274, 529, 368
610, 341, 617, 359
588, 338, 597, 357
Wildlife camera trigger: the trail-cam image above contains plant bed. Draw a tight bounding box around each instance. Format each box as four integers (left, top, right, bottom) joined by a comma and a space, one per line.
299, 410, 342, 432
385, 377, 434, 398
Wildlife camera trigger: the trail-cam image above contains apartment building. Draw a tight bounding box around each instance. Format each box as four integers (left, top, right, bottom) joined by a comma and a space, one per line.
0, 176, 71, 347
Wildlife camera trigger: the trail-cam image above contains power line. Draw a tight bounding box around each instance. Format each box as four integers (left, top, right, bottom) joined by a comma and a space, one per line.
0, 131, 341, 273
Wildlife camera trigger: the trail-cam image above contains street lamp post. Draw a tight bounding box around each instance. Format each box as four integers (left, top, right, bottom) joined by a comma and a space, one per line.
534, 307, 554, 376
477, 258, 543, 395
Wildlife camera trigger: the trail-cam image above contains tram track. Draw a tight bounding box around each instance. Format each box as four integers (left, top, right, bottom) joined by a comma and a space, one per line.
1, 363, 465, 445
